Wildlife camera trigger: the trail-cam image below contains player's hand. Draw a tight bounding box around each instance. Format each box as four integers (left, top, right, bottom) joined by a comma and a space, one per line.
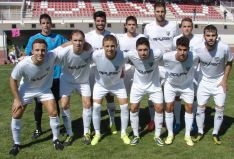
12, 98, 23, 113
217, 80, 227, 93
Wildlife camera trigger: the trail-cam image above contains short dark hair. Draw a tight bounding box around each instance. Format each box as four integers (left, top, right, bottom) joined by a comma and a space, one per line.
71, 30, 85, 39
93, 11, 106, 21
181, 17, 193, 26
136, 37, 150, 48
203, 25, 218, 35
124, 16, 137, 33
32, 38, 47, 49
176, 36, 189, 48
39, 13, 52, 24
154, 0, 166, 11
103, 34, 118, 46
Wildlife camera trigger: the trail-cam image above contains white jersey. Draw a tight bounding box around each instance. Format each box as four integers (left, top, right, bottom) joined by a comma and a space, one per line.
144, 21, 179, 52
194, 41, 233, 82
92, 49, 125, 88
172, 34, 204, 51
163, 51, 198, 87
85, 30, 112, 51
116, 33, 145, 52
54, 45, 93, 84
11, 53, 57, 93
125, 49, 162, 87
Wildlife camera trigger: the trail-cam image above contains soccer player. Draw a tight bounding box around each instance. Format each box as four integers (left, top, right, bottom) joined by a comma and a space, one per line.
25, 13, 68, 139
9, 39, 63, 156
53, 30, 93, 146
172, 17, 203, 134
91, 35, 130, 145
144, 1, 179, 131
116, 15, 145, 94
126, 37, 164, 146
163, 36, 198, 146
85, 11, 117, 134
192, 25, 233, 145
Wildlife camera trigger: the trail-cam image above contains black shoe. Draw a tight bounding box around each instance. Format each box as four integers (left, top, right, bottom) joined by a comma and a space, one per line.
32, 129, 42, 139
53, 139, 64, 150
83, 133, 91, 145
192, 133, 204, 142
9, 144, 20, 156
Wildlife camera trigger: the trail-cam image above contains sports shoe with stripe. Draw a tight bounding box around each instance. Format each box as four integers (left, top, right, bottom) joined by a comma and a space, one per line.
32, 129, 42, 139
192, 133, 203, 142
212, 134, 221, 145
9, 144, 20, 156
91, 134, 101, 146
53, 139, 64, 150
154, 137, 164, 146
63, 135, 73, 146
130, 136, 140, 145
83, 133, 91, 145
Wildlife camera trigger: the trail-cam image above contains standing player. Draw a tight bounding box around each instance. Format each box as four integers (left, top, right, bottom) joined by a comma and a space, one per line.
53, 30, 93, 146
163, 37, 198, 146
85, 11, 117, 134
91, 35, 130, 145
126, 37, 164, 146
116, 15, 145, 94
172, 17, 203, 134
25, 14, 68, 138
9, 39, 63, 156
192, 25, 233, 145
144, 1, 179, 130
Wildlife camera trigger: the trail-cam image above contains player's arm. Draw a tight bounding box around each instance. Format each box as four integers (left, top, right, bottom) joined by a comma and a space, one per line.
9, 76, 23, 112
218, 60, 233, 93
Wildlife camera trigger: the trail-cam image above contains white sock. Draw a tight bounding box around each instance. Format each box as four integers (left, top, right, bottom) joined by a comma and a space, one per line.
174, 101, 181, 124
62, 108, 73, 136
185, 112, 193, 136
83, 107, 92, 135
154, 112, 163, 138
11, 118, 21, 145
50, 116, 60, 141
213, 107, 224, 135
165, 112, 174, 136
120, 104, 129, 135
92, 103, 101, 135
148, 100, 155, 121
196, 106, 205, 134
130, 111, 139, 137
107, 102, 116, 126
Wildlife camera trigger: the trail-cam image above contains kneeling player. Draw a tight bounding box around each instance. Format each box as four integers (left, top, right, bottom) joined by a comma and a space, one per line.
9, 39, 63, 156
163, 37, 198, 146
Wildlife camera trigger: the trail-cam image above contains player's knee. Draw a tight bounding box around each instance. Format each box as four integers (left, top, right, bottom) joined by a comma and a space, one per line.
154, 104, 163, 113
130, 106, 138, 113
215, 106, 224, 114
82, 99, 91, 108
62, 104, 70, 110
49, 109, 58, 117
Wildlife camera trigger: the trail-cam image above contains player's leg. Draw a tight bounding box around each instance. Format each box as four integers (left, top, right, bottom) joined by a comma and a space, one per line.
32, 98, 43, 139
173, 96, 182, 134
164, 82, 176, 145
212, 86, 226, 145
105, 93, 117, 134
91, 82, 106, 145
80, 83, 92, 145
51, 79, 60, 116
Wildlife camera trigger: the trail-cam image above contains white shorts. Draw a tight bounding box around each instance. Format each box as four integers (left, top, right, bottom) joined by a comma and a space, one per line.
124, 64, 134, 94
19, 86, 54, 105
197, 79, 226, 106
93, 80, 127, 100
60, 79, 91, 97
164, 81, 194, 104
130, 83, 163, 104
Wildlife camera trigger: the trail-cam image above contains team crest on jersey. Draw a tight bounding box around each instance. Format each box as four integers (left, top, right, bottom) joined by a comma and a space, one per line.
114, 66, 119, 71
166, 31, 170, 36
46, 66, 50, 71
214, 57, 220, 62
148, 62, 154, 67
